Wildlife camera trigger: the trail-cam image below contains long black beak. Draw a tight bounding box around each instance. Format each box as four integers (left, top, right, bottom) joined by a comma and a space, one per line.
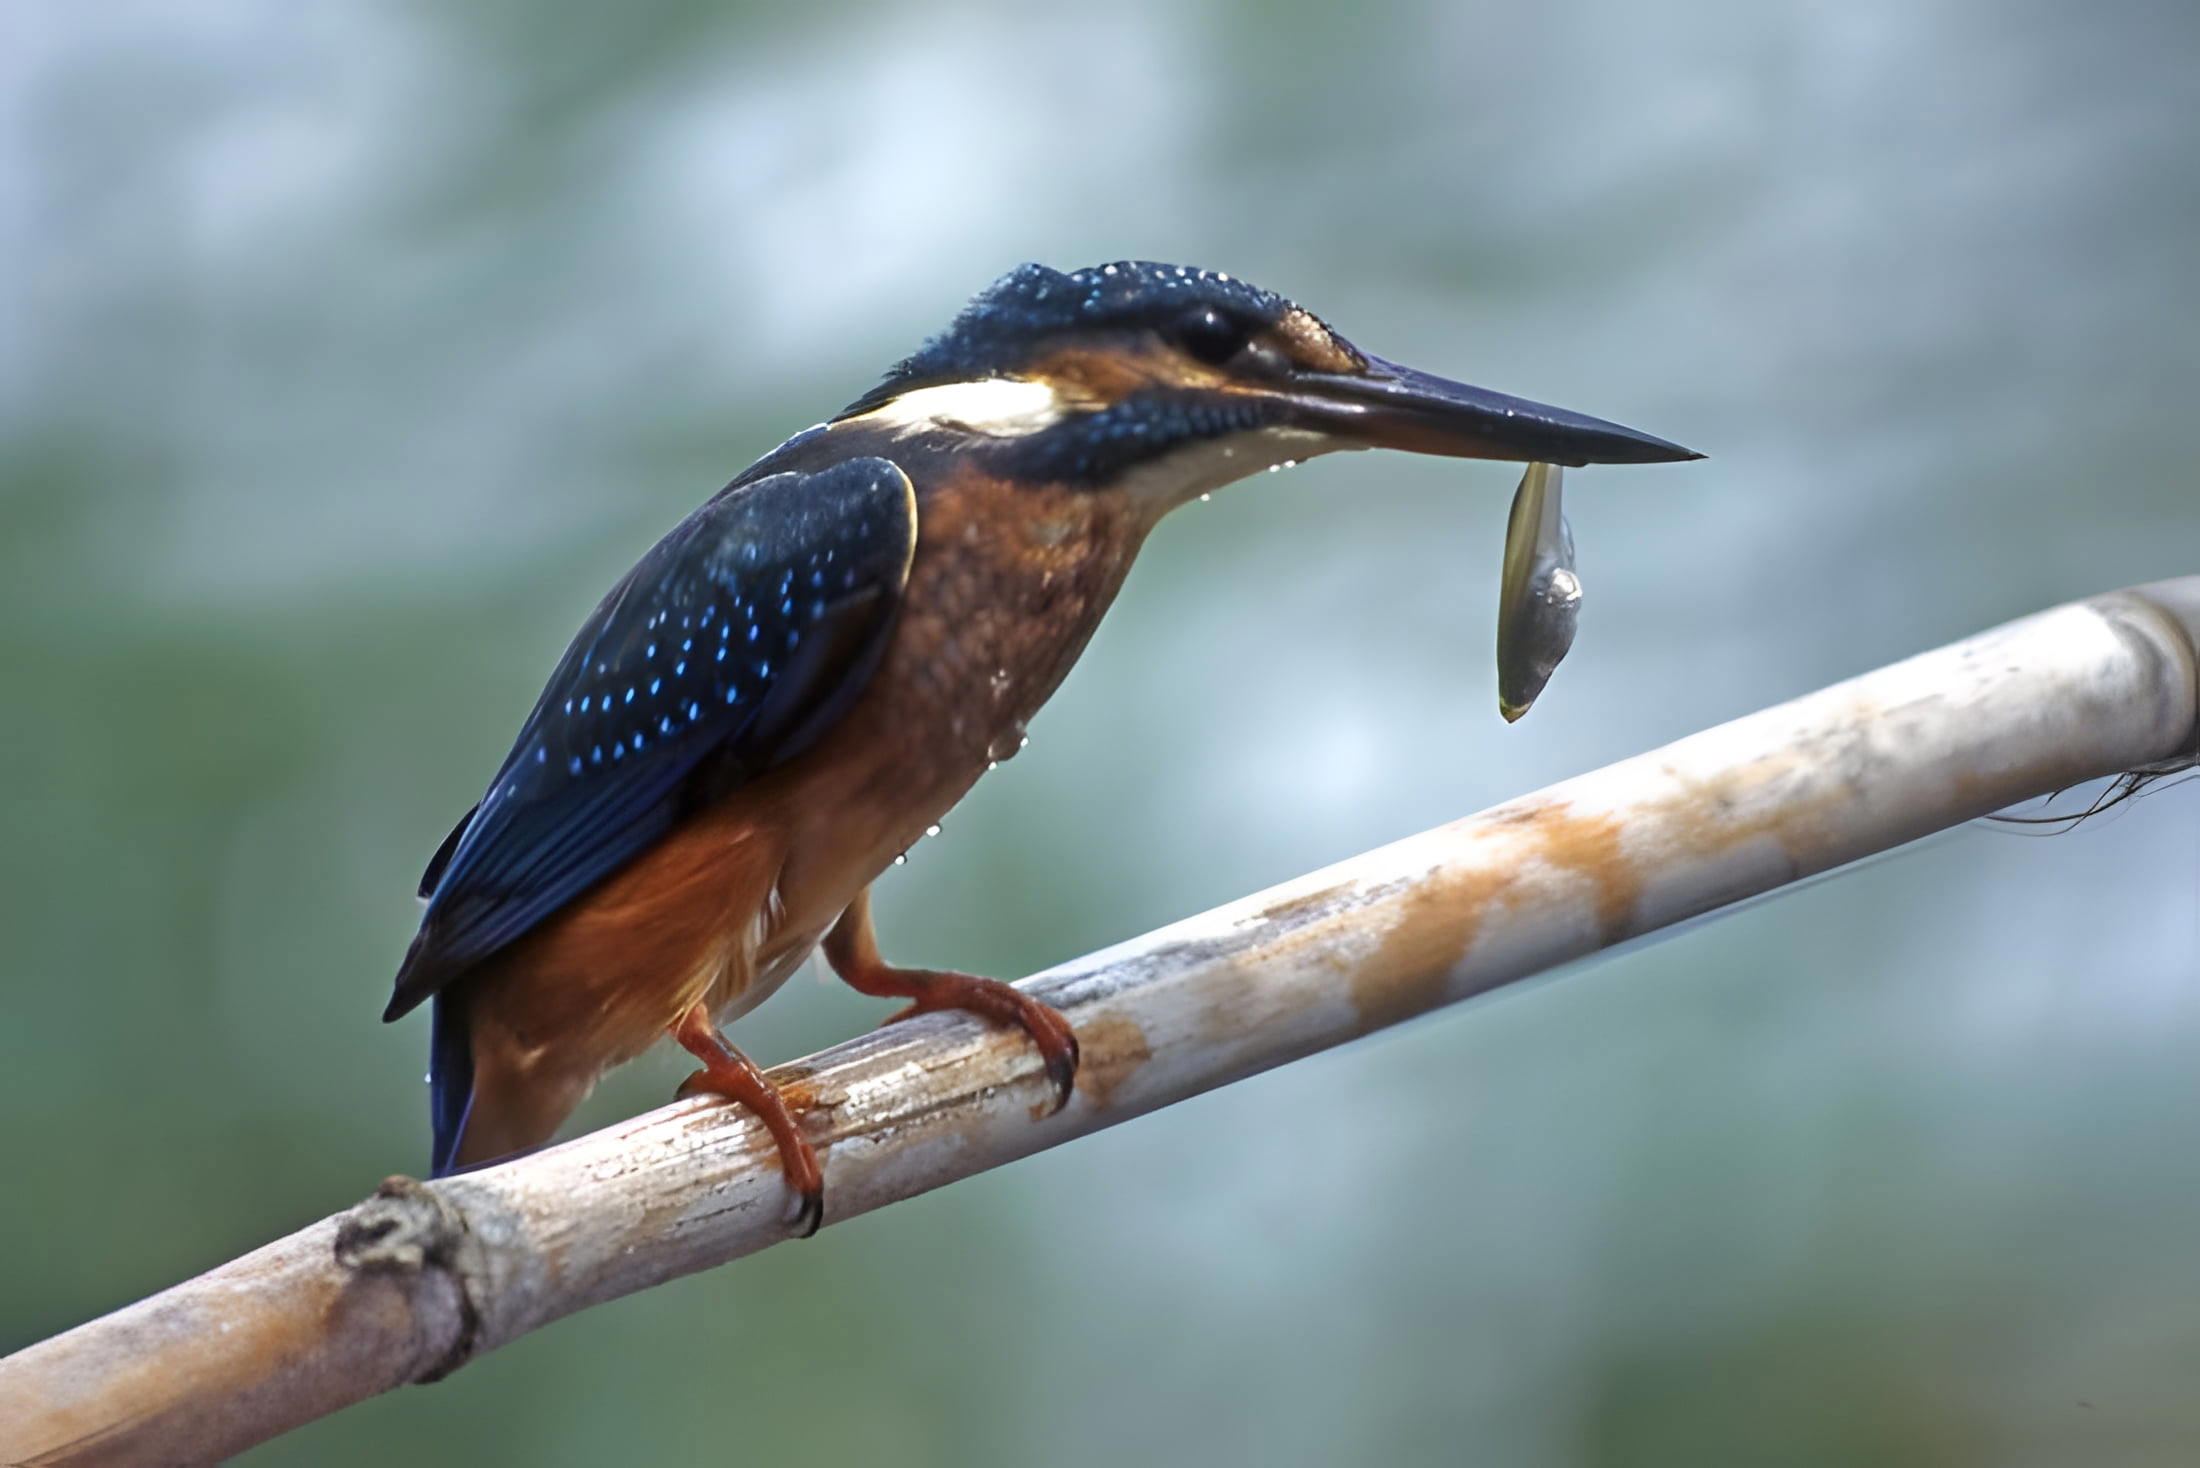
1287, 355, 1700, 466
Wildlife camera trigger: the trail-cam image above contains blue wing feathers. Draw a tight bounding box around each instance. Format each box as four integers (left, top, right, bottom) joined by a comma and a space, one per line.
386, 456, 916, 1023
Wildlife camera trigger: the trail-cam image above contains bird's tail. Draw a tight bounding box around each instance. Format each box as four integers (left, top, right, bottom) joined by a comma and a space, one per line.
428, 989, 478, 1178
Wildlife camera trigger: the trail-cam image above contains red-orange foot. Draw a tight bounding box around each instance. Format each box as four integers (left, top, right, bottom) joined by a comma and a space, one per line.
670, 1002, 824, 1237
868, 970, 1079, 1114
823, 888, 1080, 1114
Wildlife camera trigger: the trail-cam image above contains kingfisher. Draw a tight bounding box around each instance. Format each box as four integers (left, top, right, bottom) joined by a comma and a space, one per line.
384, 259, 1698, 1231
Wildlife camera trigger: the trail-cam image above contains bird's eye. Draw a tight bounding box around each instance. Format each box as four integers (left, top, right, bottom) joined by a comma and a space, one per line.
1171, 306, 1252, 366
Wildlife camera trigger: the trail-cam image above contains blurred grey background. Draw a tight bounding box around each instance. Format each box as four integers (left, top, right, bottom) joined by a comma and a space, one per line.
4, 0, 2198, 1463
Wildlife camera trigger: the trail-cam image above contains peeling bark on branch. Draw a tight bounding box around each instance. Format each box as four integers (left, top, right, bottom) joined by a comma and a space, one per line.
4, 578, 2196, 1467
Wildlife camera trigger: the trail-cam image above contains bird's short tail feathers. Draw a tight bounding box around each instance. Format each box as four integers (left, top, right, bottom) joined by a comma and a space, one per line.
428, 989, 477, 1179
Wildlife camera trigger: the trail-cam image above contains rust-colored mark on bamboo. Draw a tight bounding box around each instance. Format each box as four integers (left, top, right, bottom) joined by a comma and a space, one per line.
1071, 1010, 1154, 1111
1345, 798, 1639, 1034
1511, 801, 1638, 945
767, 1065, 825, 1125
1254, 880, 1358, 932
1342, 766, 1866, 1037
1349, 866, 1497, 1033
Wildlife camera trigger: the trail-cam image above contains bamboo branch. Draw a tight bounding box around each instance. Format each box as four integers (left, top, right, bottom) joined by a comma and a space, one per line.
5, 578, 2197, 1466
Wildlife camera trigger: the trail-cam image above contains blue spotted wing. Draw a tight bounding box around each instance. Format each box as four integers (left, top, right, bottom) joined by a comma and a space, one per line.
384, 456, 917, 1021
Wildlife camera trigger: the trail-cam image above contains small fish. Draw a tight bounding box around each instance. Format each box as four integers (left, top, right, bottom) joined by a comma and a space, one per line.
1495, 461, 1581, 723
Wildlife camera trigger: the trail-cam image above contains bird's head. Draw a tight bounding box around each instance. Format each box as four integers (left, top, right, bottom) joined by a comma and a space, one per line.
835, 260, 1698, 511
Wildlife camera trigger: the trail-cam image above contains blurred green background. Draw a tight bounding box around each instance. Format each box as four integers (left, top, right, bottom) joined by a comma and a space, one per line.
5, 0, 2199, 1463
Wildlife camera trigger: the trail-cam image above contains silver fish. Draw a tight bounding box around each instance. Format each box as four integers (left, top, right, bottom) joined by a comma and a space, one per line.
1495, 461, 1580, 723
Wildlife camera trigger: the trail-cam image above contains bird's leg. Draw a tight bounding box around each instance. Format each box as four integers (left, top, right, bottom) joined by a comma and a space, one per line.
822, 887, 1080, 1113
670, 1002, 824, 1237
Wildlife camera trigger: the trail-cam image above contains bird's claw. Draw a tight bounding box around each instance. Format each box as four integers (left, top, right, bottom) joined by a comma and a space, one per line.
1040, 1029, 1080, 1115
790, 1185, 824, 1239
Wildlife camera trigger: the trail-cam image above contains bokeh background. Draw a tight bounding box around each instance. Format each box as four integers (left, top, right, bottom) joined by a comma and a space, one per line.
6, 0, 2199, 1463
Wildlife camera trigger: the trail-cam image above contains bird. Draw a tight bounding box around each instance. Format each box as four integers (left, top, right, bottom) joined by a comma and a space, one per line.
383, 259, 1699, 1232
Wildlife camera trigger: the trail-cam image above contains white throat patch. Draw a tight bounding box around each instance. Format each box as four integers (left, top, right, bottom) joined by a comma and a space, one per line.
853, 377, 1069, 439
1111, 425, 1340, 511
